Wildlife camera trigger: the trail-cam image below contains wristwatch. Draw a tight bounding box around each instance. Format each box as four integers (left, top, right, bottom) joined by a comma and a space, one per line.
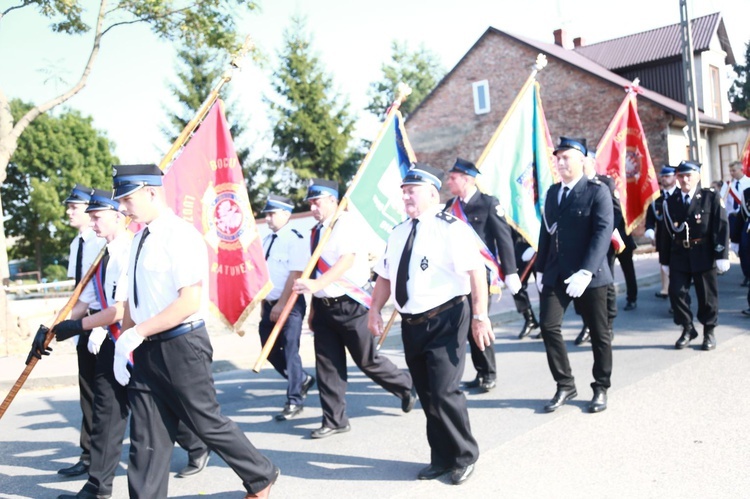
472, 314, 488, 321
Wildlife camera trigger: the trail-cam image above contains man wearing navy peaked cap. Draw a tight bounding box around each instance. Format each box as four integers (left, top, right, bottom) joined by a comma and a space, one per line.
535, 136, 614, 414
109, 164, 279, 498
293, 177, 415, 439
28, 182, 106, 478
663, 160, 729, 351
443, 157, 521, 391
369, 162, 489, 484
646, 165, 679, 300
260, 194, 316, 422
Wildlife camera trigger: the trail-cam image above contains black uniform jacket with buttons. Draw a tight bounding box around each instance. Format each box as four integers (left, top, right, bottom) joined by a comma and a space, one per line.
663, 187, 729, 273
444, 191, 517, 276
537, 178, 614, 288
729, 186, 750, 242
646, 190, 675, 254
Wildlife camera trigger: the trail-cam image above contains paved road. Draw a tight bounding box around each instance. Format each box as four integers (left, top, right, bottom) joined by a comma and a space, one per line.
0, 253, 748, 498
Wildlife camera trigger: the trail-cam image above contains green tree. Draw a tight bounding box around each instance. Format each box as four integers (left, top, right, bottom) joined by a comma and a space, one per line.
729, 40, 750, 118
266, 16, 358, 207
366, 41, 445, 120
2, 99, 117, 272
162, 46, 271, 209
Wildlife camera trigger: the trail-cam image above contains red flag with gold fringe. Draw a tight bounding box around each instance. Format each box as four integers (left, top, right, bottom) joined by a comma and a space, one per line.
163, 100, 271, 335
595, 87, 660, 234
742, 132, 750, 176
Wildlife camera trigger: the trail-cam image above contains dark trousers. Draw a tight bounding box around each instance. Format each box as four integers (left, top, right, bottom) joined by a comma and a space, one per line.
402, 297, 479, 469
311, 296, 412, 429
669, 267, 719, 329
616, 246, 638, 302
76, 330, 97, 464
259, 295, 310, 405
83, 336, 207, 496
576, 253, 616, 328
512, 268, 534, 314
741, 223, 750, 279
468, 280, 497, 381
127, 326, 275, 498
540, 281, 612, 390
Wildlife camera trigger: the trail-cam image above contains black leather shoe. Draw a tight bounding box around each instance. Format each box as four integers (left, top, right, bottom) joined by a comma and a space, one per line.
176, 450, 210, 478
480, 378, 496, 392
275, 403, 303, 421
451, 463, 475, 485
654, 292, 668, 299
518, 310, 539, 339
742, 277, 749, 287
701, 329, 716, 351
57, 489, 111, 499
417, 463, 451, 480
544, 388, 577, 413
574, 326, 590, 346
589, 388, 607, 413
675, 325, 698, 349
300, 374, 316, 399
624, 300, 637, 311
310, 424, 350, 439
742, 308, 750, 317
58, 460, 89, 477
402, 386, 417, 413
462, 375, 483, 389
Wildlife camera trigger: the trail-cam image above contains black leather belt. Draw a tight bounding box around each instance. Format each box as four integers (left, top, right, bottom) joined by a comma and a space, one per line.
401, 295, 467, 326
144, 320, 205, 342
679, 238, 704, 249
314, 295, 352, 307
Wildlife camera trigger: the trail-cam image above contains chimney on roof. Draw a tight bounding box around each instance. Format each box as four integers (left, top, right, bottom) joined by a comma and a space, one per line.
553, 28, 569, 48
573, 36, 585, 48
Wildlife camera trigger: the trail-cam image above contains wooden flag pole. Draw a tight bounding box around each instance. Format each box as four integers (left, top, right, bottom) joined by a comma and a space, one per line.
0, 37, 254, 420
253, 83, 413, 372
376, 310, 398, 351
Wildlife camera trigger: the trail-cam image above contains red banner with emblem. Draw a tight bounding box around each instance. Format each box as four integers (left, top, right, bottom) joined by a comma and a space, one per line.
163, 100, 271, 335
742, 131, 750, 176
595, 89, 660, 234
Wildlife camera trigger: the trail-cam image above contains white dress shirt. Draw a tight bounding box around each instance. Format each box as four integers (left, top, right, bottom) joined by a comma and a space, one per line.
68, 227, 106, 310
264, 223, 308, 301
313, 212, 370, 298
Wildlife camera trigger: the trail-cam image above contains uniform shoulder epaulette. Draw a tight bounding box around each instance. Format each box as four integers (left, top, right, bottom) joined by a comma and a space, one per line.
291, 229, 303, 239
436, 211, 457, 224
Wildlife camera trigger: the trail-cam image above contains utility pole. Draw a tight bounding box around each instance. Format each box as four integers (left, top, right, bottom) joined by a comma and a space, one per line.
679, 0, 701, 163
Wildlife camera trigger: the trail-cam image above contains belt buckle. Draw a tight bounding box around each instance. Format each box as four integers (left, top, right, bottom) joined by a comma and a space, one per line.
682, 240, 690, 249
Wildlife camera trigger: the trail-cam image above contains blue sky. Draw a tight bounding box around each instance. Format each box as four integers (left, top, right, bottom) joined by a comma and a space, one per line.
1, 0, 747, 165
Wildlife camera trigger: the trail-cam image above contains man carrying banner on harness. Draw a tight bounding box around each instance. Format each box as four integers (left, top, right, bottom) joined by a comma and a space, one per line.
444, 158, 520, 393
292, 178, 416, 439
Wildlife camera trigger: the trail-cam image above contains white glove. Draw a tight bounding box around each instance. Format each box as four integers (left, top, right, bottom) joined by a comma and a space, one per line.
563, 270, 593, 298
661, 265, 670, 275
87, 328, 108, 355
521, 247, 536, 262
716, 259, 730, 274
504, 273, 522, 295
113, 327, 145, 386
730, 243, 739, 255
644, 229, 655, 241
71, 334, 79, 347
535, 272, 544, 293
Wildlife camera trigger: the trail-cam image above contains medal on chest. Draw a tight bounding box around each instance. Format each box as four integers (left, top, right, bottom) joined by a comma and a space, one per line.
420, 257, 429, 271
695, 213, 702, 224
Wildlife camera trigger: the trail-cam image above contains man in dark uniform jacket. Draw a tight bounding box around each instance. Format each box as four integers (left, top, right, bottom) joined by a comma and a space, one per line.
741, 185, 750, 316
645, 166, 679, 299
663, 161, 730, 351
444, 158, 521, 392
536, 137, 614, 413
574, 148, 621, 346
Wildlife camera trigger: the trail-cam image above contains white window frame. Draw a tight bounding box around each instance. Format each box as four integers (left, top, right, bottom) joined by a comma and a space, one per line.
472, 80, 490, 115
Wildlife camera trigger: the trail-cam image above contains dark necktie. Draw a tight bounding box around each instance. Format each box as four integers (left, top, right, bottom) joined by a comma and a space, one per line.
684, 194, 690, 206
395, 219, 419, 308
310, 224, 322, 276
560, 186, 569, 205
132, 228, 150, 308
99, 248, 110, 303
734, 180, 739, 209
75, 236, 84, 286
265, 234, 277, 260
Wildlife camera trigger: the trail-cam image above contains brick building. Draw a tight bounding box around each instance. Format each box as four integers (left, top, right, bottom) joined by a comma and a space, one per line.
405, 12, 748, 202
